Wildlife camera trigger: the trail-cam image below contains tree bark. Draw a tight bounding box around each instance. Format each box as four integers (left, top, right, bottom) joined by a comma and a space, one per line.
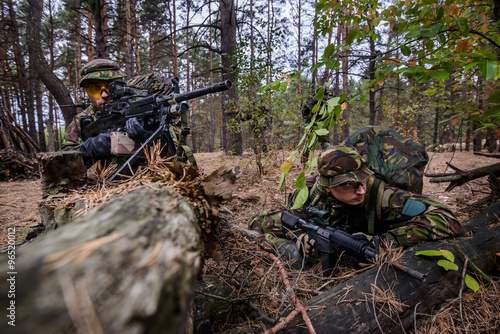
220, 0, 242, 155
27, 0, 76, 127
0, 187, 201, 334
284, 200, 500, 334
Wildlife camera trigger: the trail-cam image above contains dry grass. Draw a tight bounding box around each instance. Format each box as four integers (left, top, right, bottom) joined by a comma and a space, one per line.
415, 282, 500, 334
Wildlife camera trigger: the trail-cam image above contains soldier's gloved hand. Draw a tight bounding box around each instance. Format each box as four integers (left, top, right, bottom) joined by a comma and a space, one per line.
125, 118, 154, 143
80, 133, 112, 167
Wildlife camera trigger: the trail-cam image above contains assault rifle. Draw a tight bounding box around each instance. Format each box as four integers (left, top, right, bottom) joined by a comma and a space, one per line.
80, 77, 232, 181
281, 207, 427, 281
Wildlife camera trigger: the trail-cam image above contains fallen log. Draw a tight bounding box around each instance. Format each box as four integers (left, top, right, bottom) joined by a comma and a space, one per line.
284, 200, 500, 334
425, 162, 500, 191
0, 186, 201, 334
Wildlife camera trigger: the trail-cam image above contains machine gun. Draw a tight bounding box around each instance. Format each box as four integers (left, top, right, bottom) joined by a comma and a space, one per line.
281, 207, 427, 281
80, 77, 232, 181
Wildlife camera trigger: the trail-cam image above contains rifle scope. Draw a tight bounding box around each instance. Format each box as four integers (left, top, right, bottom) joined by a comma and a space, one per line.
306, 207, 330, 220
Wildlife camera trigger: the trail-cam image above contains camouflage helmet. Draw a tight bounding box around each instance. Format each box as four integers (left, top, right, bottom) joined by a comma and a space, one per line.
318, 145, 373, 187
79, 59, 125, 87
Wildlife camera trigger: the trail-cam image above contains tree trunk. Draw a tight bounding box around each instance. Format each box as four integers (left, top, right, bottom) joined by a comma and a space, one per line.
125, 0, 134, 77
94, 0, 108, 58
220, 0, 242, 155
170, 0, 179, 76
8, 0, 34, 139
0, 187, 201, 334
285, 201, 500, 333
26, 0, 76, 127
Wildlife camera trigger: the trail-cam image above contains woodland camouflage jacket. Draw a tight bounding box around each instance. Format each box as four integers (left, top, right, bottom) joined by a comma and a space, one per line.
250, 174, 462, 249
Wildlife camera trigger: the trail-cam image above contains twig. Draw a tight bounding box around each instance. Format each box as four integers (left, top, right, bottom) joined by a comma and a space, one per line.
458, 258, 468, 324
452, 244, 492, 283
414, 302, 421, 334
262, 252, 316, 334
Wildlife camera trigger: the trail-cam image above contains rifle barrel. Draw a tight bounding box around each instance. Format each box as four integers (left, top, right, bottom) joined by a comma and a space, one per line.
172, 80, 232, 103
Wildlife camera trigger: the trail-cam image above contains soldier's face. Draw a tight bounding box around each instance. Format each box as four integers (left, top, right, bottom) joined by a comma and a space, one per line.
84, 79, 112, 109
325, 181, 366, 206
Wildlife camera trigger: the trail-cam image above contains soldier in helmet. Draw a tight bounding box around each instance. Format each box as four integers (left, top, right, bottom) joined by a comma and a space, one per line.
64, 59, 174, 167
249, 145, 462, 269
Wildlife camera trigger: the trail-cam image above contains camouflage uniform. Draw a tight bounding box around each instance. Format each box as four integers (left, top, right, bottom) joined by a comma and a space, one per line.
249, 145, 461, 267
63, 59, 178, 166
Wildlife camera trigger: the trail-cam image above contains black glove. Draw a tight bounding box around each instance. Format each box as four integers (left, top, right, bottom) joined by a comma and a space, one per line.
125, 118, 154, 143
80, 133, 112, 167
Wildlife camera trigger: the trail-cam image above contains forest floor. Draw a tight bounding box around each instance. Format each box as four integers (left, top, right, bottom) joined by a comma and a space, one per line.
0, 149, 496, 247
0, 149, 498, 333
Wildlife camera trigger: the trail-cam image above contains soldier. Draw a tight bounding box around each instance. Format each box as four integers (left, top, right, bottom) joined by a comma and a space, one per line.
249, 145, 462, 269
63, 59, 174, 167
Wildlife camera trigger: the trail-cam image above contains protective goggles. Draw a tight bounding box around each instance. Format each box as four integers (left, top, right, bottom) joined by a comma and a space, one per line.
336, 181, 365, 191
84, 83, 110, 98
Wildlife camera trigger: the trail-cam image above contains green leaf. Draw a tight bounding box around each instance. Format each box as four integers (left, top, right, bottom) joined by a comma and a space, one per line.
437, 259, 458, 271
430, 70, 449, 82
314, 88, 325, 100
488, 89, 500, 103
290, 188, 309, 209
416, 250, 446, 257
279, 81, 288, 92
483, 105, 500, 118
307, 155, 318, 171
346, 27, 360, 44
324, 44, 336, 59
478, 59, 498, 81
298, 132, 308, 149
438, 33, 447, 45
464, 274, 480, 292
308, 133, 317, 148
315, 128, 329, 136
464, 62, 479, 72
277, 172, 287, 191
325, 59, 339, 69
425, 39, 434, 50
311, 62, 324, 73
401, 45, 411, 56
454, 17, 470, 36
439, 249, 455, 262
405, 31, 421, 39
327, 96, 341, 109
295, 171, 306, 189
420, 28, 437, 37
436, 6, 444, 20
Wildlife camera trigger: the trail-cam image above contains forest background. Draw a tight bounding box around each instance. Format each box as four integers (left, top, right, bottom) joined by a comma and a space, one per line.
0, 0, 499, 168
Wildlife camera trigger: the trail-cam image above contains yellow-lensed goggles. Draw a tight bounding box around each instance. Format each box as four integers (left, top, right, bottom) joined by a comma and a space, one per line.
84, 83, 109, 98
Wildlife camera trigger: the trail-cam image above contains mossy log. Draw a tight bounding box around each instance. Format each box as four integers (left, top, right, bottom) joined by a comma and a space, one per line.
285, 200, 500, 334
0, 187, 201, 334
